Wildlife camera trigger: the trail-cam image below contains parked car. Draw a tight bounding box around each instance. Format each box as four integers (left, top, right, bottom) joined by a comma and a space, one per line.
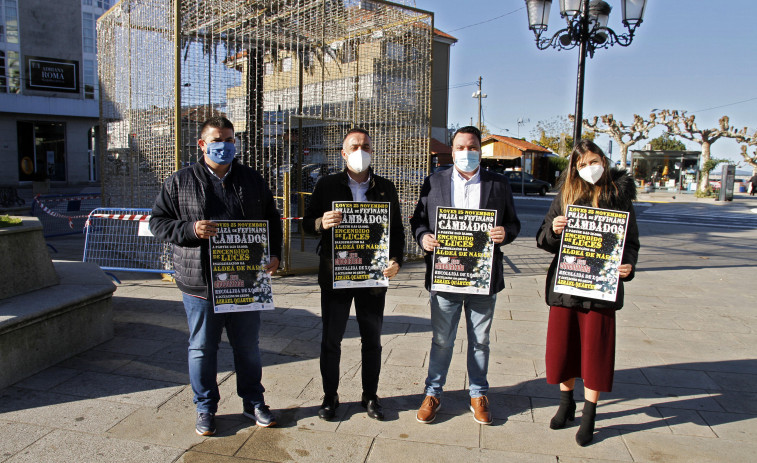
503, 171, 552, 196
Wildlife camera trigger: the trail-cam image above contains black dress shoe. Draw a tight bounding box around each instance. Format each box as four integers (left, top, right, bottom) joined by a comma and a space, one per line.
361, 394, 384, 421
318, 394, 339, 421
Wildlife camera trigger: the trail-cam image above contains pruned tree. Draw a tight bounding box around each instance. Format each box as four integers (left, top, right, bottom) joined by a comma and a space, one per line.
738, 146, 757, 173
657, 110, 745, 193
733, 128, 757, 172
574, 113, 655, 169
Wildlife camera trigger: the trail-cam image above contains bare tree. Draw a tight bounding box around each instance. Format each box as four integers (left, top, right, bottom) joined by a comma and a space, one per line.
738, 145, 757, 172
732, 127, 757, 172
658, 110, 745, 193
573, 113, 655, 169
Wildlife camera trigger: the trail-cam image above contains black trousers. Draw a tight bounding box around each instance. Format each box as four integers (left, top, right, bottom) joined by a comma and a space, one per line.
320, 287, 386, 397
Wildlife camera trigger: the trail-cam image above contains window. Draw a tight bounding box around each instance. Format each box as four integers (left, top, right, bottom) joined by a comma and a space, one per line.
282, 56, 292, 72
386, 42, 404, 61
97, 0, 111, 9
342, 40, 357, 63
82, 0, 92, 5
83, 12, 95, 53
0, 50, 5, 92
1, 0, 19, 44
264, 61, 274, 75
3, 49, 19, 93
84, 59, 95, 99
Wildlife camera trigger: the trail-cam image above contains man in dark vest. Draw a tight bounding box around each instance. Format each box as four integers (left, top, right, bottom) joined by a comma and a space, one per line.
150, 116, 282, 436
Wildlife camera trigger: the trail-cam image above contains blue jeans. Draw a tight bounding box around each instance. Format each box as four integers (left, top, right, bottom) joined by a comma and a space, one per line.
182, 293, 265, 414
424, 291, 496, 398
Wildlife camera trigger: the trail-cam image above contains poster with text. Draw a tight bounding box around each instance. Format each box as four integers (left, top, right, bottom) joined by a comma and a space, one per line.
209, 220, 274, 312
553, 205, 630, 302
332, 201, 390, 289
431, 207, 497, 295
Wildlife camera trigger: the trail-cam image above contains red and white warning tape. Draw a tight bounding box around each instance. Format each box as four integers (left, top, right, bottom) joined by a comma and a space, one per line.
90, 213, 150, 221
33, 195, 90, 228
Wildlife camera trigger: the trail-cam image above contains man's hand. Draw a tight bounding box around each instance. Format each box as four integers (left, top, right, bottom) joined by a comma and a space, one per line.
552, 215, 568, 235
383, 260, 400, 279
321, 211, 343, 230
618, 263, 633, 279
489, 226, 506, 244
194, 220, 218, 239
265, 257, 280, 275
422, 233, 440, 252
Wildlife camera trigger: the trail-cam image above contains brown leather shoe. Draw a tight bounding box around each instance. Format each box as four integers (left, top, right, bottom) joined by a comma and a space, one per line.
470, 396, 492, 425
416, 395, 441, 423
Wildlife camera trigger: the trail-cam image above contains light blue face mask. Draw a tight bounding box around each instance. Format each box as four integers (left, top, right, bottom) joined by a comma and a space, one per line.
205, 141, 236, 165
453, 150, 480, 173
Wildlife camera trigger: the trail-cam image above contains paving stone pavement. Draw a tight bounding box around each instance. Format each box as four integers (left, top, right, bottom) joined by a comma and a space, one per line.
2, 203, 757, 462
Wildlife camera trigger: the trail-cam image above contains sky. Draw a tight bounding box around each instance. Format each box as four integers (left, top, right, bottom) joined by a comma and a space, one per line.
412, 0, 757, 165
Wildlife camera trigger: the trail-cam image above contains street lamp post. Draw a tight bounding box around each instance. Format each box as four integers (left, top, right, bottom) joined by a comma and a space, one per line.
524, 0, 647, 143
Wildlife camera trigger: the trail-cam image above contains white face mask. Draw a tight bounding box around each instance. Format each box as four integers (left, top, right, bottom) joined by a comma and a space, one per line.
453, 150, 480, 173
346, 149, 371, 173
578, 164, 604, 184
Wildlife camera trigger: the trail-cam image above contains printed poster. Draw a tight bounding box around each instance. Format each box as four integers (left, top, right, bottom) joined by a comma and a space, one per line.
431, 207, 497, 295
209, 220, 274, 312
332, 201, 390, 289
553, 205, 630, 302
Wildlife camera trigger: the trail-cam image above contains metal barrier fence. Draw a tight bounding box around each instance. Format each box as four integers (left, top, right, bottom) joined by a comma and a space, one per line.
31, 194, 101, 238
83, 208, 174, 276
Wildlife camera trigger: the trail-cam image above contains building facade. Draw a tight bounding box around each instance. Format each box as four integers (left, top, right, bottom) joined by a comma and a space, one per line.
0, 0, 112, 187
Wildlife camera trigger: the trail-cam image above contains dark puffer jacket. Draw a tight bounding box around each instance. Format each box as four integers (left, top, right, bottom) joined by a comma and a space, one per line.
150, 158, 282, 298
535, 168, 640, 311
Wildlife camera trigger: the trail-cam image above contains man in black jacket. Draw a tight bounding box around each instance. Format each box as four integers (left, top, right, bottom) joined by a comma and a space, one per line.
410, 126, 520, 426
303, 128, 405, 422
150, 116, 282, 436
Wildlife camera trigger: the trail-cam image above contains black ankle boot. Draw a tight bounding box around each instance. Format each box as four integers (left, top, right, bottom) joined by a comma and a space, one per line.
549, 390, 576, 429
575, 401, 597, 446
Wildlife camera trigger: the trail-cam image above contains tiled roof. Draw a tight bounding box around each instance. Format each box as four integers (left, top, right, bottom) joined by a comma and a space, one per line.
483, 134, 552, 153
431, 137, 451, 154
434, 28, 458, 42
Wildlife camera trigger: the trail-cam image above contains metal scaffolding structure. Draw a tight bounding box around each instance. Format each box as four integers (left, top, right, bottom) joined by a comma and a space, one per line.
98, 0, 433, 264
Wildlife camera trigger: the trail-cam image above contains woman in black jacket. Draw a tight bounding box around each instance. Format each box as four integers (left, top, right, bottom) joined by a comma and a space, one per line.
536, 140, 640, 446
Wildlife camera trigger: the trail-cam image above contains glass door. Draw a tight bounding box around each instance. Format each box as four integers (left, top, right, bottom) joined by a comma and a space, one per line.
17, 121, 67, 181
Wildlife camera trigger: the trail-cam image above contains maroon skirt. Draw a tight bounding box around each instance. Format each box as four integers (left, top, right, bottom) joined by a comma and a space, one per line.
545, 305, 616, 392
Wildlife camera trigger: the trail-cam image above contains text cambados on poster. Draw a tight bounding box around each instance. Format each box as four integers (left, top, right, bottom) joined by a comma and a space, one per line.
209, 220, 274, 312
431, 207, 497, 295
332, 201, 391, 289
553, 205, 630, 302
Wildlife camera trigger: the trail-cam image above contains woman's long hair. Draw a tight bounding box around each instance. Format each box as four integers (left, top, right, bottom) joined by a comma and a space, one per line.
559, 139, 618, 208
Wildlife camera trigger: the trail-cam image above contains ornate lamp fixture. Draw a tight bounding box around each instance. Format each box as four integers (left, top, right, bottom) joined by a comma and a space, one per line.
525, 0, 647, 141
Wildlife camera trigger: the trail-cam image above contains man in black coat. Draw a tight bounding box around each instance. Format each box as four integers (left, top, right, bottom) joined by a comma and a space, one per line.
150, 116, 282, 436
303, 128, 405, 421
410, 126, 520, 426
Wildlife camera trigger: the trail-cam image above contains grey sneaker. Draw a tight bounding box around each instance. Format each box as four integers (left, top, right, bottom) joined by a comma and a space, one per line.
243, 404, 276, 427
195, 412, 216, 436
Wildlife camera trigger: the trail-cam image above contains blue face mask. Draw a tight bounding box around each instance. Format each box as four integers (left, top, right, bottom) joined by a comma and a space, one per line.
205, 141, 236, 165
453, 150, 480, 173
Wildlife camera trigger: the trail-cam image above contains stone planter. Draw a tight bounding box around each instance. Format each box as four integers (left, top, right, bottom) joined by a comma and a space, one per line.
0, 217, 58, 300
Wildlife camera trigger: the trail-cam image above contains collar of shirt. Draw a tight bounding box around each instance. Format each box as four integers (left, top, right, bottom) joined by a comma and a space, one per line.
206, 161, 232, 182
451, 167, 481, 209
347, 173, 371, 202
